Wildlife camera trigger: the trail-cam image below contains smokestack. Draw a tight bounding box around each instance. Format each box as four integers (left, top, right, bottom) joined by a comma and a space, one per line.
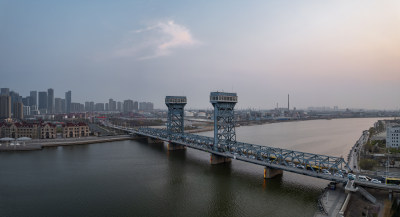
288, 94, 290, 111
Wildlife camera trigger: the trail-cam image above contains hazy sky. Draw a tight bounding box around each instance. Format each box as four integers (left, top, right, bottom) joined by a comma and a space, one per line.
1, 1, 399, 110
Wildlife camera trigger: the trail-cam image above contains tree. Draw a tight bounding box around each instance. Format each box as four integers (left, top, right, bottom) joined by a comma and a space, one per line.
359, 159, 377, 170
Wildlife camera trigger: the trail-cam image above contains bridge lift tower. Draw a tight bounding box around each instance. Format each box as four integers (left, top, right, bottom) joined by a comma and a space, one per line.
165, 96, 187, 150
209, 92, 238, 164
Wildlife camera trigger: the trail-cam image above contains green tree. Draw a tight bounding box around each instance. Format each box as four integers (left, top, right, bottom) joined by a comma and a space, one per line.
359, 159, 377, 170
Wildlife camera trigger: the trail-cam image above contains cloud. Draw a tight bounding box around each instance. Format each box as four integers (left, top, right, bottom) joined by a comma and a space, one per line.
113, 20, 199, 60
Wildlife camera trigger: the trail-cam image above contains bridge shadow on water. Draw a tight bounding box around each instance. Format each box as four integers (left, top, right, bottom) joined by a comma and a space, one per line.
133, 139, 322, 217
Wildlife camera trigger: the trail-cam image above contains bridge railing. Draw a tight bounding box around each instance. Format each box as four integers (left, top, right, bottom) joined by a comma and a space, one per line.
135, 127, 350, 175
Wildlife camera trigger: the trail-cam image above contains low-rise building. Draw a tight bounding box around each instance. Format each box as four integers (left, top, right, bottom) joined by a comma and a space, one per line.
62, 122, 90, 138
0, 122, 56, 139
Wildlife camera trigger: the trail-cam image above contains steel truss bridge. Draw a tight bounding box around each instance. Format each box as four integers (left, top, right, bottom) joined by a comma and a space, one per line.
104, 93, 400, 192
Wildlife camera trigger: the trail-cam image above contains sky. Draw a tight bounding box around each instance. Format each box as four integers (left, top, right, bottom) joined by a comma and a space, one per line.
1, 0, 399, 110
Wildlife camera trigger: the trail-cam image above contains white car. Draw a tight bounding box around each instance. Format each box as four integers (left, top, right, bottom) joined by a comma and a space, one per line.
358, 175, 368, 181
296, 164, 305, 169
334, 173, 343, 178
371, 179, 381, 184
322, 169, 331, 175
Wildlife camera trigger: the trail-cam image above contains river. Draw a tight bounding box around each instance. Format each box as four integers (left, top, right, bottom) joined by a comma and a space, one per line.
0, 118, 381, 217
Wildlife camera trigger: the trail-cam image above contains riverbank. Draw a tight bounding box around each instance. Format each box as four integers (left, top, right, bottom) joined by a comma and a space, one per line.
0, 135, 136, 152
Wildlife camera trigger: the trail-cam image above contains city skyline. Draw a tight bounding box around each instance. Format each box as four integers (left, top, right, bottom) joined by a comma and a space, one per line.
1, 1, 400, 110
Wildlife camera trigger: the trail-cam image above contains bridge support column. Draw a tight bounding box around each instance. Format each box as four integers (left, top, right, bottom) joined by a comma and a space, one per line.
210, 154, 231, 165
264, 167, 283, 179
147, 137, 163, 144
167, 142, 186, 151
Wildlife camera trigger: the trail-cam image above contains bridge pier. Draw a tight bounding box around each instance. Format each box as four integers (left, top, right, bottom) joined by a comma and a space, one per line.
210, 154, 231, 164
147, 137, 163, 144
167, 142, 186, 151
264, 167, 283, 179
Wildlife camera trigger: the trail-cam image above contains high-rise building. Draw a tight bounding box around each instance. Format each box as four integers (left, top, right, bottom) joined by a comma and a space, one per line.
9, 91, 20, 112
105, 103, 109, 111
61, 99, 66, 113
23, 106, 31, 116
22, 96, 31, 106
85, 101, 90, 111
133, 101, 138, 111
38, 91, 48, 111
117, 101, 123, 112
89, 102, 94, 112
1, 88, 10, 96
70, 103, 84, 113
123, 100, 133, 113
30, 91, 37, 106
55, 98, 62, 114
139, 102, 154, 112
109, 99, 116, 111
85, 101, 95, 112
47, 88, 54, 114
65, 91, 71, 114
13, 102, 24, 120
95, 103, 104, 111
0, 95, 11, 119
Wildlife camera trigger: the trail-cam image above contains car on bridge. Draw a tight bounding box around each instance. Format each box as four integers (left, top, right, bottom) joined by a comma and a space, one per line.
322, 169, 331, 175
347, 173, 356, 180
296, 164, 305, 169
371, 179, 381, 184
358, 175, 371, 181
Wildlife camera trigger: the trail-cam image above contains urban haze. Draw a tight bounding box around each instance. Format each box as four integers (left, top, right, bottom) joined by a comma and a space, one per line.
1, 1, 400, 217
1, 1, 399, 110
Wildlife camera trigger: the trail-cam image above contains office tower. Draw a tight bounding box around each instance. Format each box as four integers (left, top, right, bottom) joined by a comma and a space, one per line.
38, 91, 48, 111
105, 103, 109, 111
30, 91, 37, 106
1, 88, 9, 96
133, 101, 138, 111
65, 90, 71, 114
0, 95, 11, 119
47, 88, 54, 114
13, 102, 24, 120
55, 98, 62, 114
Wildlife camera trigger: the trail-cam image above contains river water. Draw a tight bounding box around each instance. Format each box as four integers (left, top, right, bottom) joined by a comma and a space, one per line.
0, 118, 381, 217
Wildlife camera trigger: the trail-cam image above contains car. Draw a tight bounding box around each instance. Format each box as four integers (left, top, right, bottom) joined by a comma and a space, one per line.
323, 170, 331, 175
296, 164, 305, 169
371, 179, 381, 184
358, 175, 368, 181
322, 169, 331, 175
334, 173, 343, 178
347, 173, 356, 180
288, 162, 295, 167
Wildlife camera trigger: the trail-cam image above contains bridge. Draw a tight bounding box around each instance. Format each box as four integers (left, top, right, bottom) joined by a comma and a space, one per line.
104, 92, 400, 193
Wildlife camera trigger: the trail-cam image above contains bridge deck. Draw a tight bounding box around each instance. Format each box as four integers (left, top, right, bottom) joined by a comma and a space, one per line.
106, 123, 400, 192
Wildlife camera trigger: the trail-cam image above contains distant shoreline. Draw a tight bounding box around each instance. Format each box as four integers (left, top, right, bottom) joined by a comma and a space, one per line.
0, 135, 135, 152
